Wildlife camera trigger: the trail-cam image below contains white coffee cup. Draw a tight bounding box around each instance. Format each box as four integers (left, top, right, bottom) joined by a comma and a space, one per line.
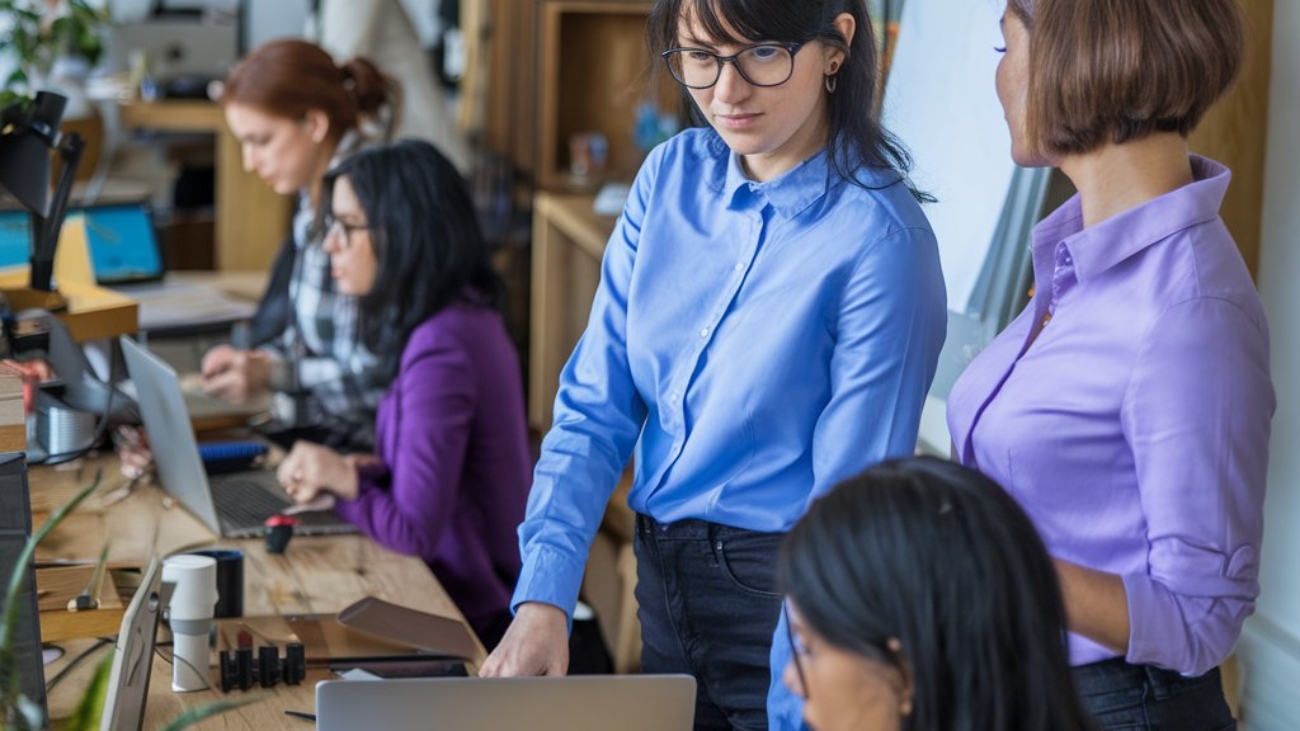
162, 554, 218, 692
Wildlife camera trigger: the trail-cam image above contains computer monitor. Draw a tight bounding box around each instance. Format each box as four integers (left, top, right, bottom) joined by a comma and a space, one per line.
0, 208, 31, 270
100, 557, 171, 731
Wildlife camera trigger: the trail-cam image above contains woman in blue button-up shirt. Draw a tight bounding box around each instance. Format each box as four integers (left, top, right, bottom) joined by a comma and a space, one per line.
482, 2, 947, 728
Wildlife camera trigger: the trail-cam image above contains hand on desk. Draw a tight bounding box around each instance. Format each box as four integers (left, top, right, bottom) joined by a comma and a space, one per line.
277, 440, 359, 504
201, 345, 275, 403
479, 602, 570, 677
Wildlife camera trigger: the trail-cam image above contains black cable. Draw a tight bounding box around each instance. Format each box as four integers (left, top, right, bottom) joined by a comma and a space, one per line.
31, 339, 123, 467
44, 638, 113, 692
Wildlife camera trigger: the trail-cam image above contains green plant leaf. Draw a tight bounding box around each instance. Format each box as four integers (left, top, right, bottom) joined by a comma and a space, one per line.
64, 652, 113, 731
14, 692, 44, 730
154, 700, 250, 731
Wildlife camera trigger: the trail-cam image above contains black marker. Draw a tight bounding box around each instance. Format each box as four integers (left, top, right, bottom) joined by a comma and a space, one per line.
284, 710, 317, 723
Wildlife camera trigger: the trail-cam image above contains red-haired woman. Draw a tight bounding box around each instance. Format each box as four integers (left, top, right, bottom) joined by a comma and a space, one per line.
202, 39, 395, 453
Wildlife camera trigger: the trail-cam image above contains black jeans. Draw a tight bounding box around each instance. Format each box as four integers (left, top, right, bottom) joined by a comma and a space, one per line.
1074, 658, 1236, 730
634, 514, 785, 731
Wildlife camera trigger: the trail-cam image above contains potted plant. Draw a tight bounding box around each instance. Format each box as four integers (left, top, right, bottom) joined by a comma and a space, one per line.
0, 471, 240, 730
1, 0, 109, 123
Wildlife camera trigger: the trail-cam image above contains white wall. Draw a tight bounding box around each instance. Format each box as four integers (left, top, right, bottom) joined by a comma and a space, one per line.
1239, 1, 1300, 727
243, 0, 310, 52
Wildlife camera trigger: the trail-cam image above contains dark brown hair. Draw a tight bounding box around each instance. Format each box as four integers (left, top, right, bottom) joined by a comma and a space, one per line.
1007, 0, 1244, 156
220, 39, 393, 144
647, 0, 929, 200
779, 457, 1097, 731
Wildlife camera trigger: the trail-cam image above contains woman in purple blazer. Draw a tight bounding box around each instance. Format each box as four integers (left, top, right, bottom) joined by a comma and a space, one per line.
276, 140, 532, 650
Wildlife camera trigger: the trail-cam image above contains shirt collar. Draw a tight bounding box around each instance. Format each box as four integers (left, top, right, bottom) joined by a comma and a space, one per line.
1032, 155, 1231, 282
716, 137, 832, 218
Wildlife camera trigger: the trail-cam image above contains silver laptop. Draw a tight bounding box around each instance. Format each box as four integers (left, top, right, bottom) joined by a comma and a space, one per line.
120, 335, 356, 538
315, 675, 697, 731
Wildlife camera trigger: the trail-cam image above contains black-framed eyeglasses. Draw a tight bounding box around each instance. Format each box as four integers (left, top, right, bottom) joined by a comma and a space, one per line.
322, 215, 370, 249
661, 42, 805, 89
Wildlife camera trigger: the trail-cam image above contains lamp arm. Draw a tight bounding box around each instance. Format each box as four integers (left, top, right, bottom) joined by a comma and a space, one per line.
30, 132, 85, 293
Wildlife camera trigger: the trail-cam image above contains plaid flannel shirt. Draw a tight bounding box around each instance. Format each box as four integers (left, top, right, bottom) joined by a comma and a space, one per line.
260, 188, 385, 450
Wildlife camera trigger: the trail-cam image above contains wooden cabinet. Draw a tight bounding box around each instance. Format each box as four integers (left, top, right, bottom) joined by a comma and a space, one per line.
119, 100, 292, 272
1187, 0, 1272, 278
528, 191, 616, 430
535, 1, 678, 190
485, 0, 680, 191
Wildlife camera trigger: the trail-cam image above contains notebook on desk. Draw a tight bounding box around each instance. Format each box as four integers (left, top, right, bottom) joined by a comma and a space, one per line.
120, 335, 356, 539
315, 675, 697, 731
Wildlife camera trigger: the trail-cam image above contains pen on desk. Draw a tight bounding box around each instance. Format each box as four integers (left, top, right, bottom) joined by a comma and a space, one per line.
284, 710, 316, 722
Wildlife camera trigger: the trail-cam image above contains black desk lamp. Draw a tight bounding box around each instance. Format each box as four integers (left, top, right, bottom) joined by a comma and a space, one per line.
0, 91, 86, 311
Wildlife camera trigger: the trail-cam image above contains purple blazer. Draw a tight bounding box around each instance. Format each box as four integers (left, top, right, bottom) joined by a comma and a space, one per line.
334, 301, 532, 635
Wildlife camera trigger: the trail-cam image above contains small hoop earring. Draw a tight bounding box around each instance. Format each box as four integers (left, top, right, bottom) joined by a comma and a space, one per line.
824, 74, 838, 94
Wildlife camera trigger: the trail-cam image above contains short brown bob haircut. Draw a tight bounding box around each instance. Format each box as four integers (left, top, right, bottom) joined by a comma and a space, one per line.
1007, 0, 1244, 157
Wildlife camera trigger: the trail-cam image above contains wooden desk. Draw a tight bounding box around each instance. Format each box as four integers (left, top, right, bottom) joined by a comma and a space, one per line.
529, 192, 617, 430
119, 100, 292, 273
0, 273, 138, 343
31, 459, 483, 729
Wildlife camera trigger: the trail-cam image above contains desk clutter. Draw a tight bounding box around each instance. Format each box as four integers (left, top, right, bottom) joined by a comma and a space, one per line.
208, 598, 476, 693
35, 564, 127, 642
217, 643, 306, 692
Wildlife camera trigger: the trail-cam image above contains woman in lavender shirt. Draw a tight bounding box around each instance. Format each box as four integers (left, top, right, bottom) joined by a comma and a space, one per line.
276, 140, 532, 651
946, 1, 1273, 728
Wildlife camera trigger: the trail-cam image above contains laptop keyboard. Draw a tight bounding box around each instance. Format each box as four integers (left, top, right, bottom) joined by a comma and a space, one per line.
209, 472, 356, 536
210, 474, 291, 531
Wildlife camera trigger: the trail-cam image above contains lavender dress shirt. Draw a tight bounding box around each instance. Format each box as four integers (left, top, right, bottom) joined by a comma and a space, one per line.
947, 156, 1274, 676
334, 302, 532, 634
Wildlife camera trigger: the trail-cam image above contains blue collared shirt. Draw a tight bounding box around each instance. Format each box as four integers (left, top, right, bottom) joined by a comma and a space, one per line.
514, 127, 946, 728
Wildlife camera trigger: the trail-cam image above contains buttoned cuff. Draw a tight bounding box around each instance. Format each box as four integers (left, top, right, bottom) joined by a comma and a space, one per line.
1122, 571, 1233, 677
511, 544, 588, 625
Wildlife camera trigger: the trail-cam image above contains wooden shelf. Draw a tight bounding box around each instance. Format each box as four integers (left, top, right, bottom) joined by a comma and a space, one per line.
119, 100, 292, 272
537, 1, 680, 191
529, 192, 618, 430
483, 0, 681, 190
0, 274, 138, 343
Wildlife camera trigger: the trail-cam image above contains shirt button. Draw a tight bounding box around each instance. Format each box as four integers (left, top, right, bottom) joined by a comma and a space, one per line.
734, 262, 744, 272
699, 328, 709, 338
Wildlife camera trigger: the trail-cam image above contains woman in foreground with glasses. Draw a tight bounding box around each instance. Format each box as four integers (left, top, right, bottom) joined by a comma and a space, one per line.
482, 0, 946, 728
275, 140, 532, 651
779, 457, 1096, 731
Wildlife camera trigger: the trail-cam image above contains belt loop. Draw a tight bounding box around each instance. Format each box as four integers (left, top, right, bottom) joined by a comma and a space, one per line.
1143, 665, 1170, 701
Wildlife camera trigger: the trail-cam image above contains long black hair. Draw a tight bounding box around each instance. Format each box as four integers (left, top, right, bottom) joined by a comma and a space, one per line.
648, 0, 926, 199
322, 140, 502, 382
778, 456, 1096, 731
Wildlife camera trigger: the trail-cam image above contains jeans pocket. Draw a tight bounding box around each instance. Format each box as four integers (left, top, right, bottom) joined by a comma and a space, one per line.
715, 533, 783, 598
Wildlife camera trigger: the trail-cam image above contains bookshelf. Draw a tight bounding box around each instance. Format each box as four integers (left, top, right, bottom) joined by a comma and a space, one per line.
485, 0, 680, 192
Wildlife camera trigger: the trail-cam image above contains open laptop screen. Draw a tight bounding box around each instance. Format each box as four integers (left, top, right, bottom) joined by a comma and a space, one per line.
0, 203, 165, 284
0, 209, 30, 269
82, 203, 165, 285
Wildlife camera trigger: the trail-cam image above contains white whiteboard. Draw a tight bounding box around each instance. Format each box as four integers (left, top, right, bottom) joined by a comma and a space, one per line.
882, 0, 1014, 312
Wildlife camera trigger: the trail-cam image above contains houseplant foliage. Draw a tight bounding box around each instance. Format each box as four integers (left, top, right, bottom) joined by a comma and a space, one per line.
0, 0, 109, 93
